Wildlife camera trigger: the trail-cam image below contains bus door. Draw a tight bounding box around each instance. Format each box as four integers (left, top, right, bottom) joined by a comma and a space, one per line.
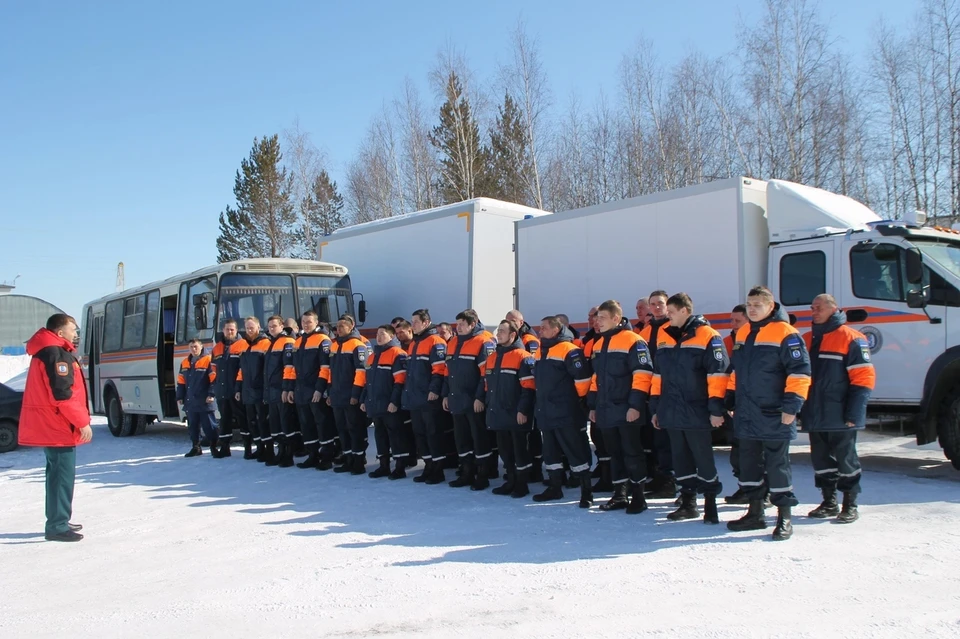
159, 295, 179, 418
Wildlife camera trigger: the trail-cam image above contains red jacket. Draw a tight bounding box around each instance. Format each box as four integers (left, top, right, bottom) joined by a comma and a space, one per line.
19, 328, 91, 447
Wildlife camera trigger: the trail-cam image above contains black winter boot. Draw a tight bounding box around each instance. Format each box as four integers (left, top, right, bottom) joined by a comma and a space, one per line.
332, 454, 352, 473
727, 499, 767, 531
369, 455, 391, 478
703, 494, 719, 525
511, 470, 530, 498
209, 440, 222, 457
275, 442, 295, 468
413, 459, 434, 483
449, 461, 475, 488
471, 459, 492, 491
599, 483, 630, 511
184, 444, 202, 458
773, 505, 793, 540
350, 454, 366, 475
836, 492, 859, 524
667, 492, 699, 520
265, 441, 282, 465
388, 457, 407, 480
442, 455, 459, 470
261, 440, 276, 464
531, 462, 544, 485
808, 488, 840, 518
425, 460, 446, 485
625, 483, 648, 515
212, 437, 231, 458
296, 444, 320, 469
492, 470, 515, 496
533, 475, 564, 502
243, 436, 254, 460
648, 474, 677, 500
252, 439, 265, 461
724, 486, 749, 504
578, 476, 594, 509
592, 460, 614, 493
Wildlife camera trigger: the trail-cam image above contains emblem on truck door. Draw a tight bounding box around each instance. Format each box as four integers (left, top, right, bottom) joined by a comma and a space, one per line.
860, 326, 883, 355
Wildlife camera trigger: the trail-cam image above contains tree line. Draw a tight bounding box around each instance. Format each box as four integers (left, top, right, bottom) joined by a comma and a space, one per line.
217, 0, 960, 262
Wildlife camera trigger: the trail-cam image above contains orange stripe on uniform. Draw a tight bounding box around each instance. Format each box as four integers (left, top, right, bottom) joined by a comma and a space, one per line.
632, 369, 652, 393
785, 373, 811, 398
847, 364, 876, 390
707, 373, 728, 399
650, 373, 662, 397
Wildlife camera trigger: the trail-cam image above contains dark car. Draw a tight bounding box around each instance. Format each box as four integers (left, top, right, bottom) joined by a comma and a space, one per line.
0, 371, 26, 453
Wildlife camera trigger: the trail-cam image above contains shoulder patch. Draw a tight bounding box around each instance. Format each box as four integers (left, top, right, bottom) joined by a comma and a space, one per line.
56, 362, 69, 376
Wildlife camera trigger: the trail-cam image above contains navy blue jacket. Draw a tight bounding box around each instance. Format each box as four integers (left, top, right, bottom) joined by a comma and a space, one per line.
263, 332, 296, 404
442, 325, 495, 415
402, 326, 446, 411
236, 332, 271, 404
587, 325, 653, 429
649, 316, 729, 430
361, 338, 407, 418
481, 338, 536, 431
326, 329, 367, 408
725, 305, 811, 441
292, 328, 331, 404
800, 311, 875, 431
534, 327, 591, 431
176, 352, 217, 413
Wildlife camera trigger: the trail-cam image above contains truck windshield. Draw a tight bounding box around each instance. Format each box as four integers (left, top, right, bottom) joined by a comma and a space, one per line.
296, 275, 353, 325
218, 273, 295, 330
914, 242, 960, 280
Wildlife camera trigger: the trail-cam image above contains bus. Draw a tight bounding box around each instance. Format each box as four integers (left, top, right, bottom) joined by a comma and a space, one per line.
79, 259, 365, 437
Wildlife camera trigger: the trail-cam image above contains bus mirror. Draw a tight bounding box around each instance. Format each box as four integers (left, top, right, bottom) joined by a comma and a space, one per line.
192, 293, 208, 306
905, 247, 924, 284
357, 299, 367, 324
194, 305, 209, 330
906, 287, 928, 309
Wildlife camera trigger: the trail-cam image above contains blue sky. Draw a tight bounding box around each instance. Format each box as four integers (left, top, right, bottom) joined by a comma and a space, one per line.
1, 0, 916, 318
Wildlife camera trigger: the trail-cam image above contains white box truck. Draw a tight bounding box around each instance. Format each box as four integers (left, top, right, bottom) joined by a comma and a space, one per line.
515, 177, 960, 466
319, 198, 549, 330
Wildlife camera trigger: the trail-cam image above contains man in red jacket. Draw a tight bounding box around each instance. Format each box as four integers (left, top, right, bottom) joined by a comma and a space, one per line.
19, 314, 93, 542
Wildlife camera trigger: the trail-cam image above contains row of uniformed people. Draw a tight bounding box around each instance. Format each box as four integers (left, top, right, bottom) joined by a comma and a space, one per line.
175, 286, 873, 538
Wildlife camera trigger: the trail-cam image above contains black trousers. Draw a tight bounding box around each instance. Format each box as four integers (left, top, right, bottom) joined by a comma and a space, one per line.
410, 407, 446, 461
451, 411, 492, 464
438, 409, 457, 458
809, 430, 862, 495
268, 401, 296, 441
601, 425, 647, 485
399, 410, 415, 459
496, 429, 532, 474
245, 403, 270, 442
333, 404, 368, 456
217, 398, 247, 440
739, 438, 797, 507
590, 421, 610, 464
529, 422, 543, 466
372, 412, 409, 459
297, 403, 319, 446
667, 429, 722, 496
187, 411, 218, 444
542, 427, 592, 478
727, 428, 741, 478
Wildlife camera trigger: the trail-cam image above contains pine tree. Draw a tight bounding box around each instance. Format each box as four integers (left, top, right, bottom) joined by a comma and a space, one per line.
215, 135, 296, 262
429, 72, 492, 203
488, 92, 530, 204
292, 170, 345, 258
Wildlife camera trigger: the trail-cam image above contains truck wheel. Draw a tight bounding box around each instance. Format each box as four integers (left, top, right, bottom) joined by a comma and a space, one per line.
0, 419, 18, 453
937, 388, 960, 470
106, 394, 124, 437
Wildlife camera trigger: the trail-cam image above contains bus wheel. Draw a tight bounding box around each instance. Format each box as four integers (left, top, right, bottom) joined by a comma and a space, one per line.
134, 415, 151, 436
106, 394, 135, 438
937, 388, 960, 470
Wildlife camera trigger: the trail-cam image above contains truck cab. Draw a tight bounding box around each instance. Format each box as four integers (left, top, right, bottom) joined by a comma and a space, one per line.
766, 180, 960, 467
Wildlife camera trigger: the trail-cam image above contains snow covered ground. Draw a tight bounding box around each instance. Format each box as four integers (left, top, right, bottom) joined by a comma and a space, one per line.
2, 419, 959, 638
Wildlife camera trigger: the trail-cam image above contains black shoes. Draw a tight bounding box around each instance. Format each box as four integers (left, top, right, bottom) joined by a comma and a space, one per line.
836, 492, 859, 524
599, 483, 630, 511
727, 499, 767, 532
703, 494, 719, 525
808, 489, 840, 518
45, 530, 83, 542
184, 444, 202, 458
667, 492, 699, 521
772, 506, 793, 541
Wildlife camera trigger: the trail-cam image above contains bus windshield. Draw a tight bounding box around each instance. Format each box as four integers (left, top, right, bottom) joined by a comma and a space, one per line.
218, 273, 295, 330
297, 274, 353, 324
914, 241, 960, 280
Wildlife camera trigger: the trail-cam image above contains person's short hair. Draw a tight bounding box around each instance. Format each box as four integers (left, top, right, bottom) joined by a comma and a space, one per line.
732, 304, 746, 315
188, 338, 203, 346
500, 318, 520, 335
338, 314, 356, 327
412, 308, 431, 323
244, 316, 261, 327
46, 313, 76, 333
636, 297, 648, 305
541, 316, 563, 331
302, 310, 318, 320
378, 324, 396, 336
747, 286, 775, 303
598, 300, 623, 319
438, 322, 452, 331
648, 290, 669, 302
266, 314, 284, 326
394, 319, 412, 331
455, 309, 479, 325
222, 318, 239, 328
390, 316, 406, 326
667, 292, 694, 314
556, 313, 570, 325
814, 293, 838, 306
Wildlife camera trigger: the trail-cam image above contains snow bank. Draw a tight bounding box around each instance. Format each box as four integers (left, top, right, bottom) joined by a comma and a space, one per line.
1, 419, 959, 638
0, 355, 30, 383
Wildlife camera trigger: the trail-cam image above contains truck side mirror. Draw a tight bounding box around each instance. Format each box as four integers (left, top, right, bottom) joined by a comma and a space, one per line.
356, 298, 367, 325
906, 287, 928, 309
905, 247, 924, 284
